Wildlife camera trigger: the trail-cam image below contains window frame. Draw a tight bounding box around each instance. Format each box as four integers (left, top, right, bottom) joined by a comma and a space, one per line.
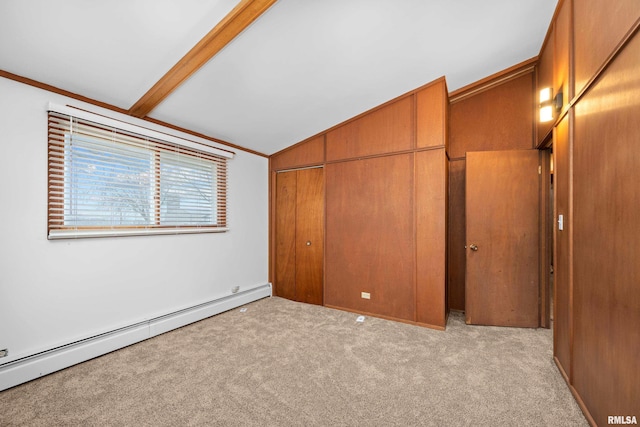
47, 103, 232, 239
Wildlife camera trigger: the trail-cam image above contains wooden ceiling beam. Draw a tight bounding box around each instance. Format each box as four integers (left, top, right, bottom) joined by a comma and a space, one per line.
129, 0, 277, 118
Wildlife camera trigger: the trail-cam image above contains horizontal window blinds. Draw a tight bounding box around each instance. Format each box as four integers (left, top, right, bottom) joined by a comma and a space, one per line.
47, 106, 230, 239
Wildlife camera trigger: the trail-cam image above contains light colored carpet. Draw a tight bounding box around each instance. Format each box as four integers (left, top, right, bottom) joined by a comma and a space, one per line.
0, 296, 587, 426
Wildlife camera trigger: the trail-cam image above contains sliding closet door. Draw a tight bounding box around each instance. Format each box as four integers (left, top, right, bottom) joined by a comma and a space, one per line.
275, 168, 324, 305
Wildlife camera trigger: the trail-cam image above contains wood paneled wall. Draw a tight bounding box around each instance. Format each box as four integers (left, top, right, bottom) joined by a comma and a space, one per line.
326, 97, 414, 160
270, 77, 449, 329
447, 67, 536, 311
325, 154, 416, 321
538, 0, 640, 424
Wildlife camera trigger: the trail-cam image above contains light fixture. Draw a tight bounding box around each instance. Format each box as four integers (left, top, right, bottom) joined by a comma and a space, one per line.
539, 87, 563, 123
539, 87, 553, 103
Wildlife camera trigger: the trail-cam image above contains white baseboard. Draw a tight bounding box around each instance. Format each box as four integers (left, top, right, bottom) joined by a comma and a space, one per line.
0, 284, 271, 392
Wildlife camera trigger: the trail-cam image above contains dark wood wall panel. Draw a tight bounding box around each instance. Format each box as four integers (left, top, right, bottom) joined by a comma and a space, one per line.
415, 149, 447, 327
271, 135, 325, 171
573, 0, 640, 96
553, 115, 571, 378
325, 154, 416, 321
554, 0, 571, 105
326, 97, 414, 161
416, 79, 447, 151
447, 160, 466, 311
274, 171, 297, 300
449, 73, 534, 159
537, 26, 555, 144
572, 32, 640, 425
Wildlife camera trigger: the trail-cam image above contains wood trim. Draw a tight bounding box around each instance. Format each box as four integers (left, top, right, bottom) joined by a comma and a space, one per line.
567, 107, 575, 385
554, 357, 596, 427
324, 304, 446, 331
128, 0, 278, 118
1, 69, 130, 115
0, 69, 267, 157
539, 149, 552, 328
143, 116, 267, 157
538, 0, 567, 62
449, 57, 538, 103
570, 15, 640, 109
268, 168, 276, 285
323, 145, 447, 166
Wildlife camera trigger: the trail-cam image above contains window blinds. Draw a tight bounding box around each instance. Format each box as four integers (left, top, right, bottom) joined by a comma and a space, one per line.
47, 104, 231, 239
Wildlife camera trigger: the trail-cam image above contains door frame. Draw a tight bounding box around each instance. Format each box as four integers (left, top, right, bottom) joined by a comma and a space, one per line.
539, 146, 553, 328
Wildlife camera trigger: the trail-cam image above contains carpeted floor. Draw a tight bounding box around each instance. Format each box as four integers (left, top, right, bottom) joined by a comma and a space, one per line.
0, 296, 587, 426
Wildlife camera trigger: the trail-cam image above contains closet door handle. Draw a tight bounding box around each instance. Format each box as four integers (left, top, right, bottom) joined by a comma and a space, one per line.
306, 241, 312, 246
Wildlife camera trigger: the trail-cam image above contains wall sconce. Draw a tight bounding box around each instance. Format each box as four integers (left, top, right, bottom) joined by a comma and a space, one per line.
539, 87, 563, 122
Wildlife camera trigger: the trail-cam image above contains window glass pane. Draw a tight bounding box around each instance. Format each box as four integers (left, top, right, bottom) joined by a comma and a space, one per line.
64, 134, 154, 226
160, 151, 216, 226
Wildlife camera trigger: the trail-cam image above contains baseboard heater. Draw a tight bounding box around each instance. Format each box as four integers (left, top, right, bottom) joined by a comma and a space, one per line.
0, 284, 271, 392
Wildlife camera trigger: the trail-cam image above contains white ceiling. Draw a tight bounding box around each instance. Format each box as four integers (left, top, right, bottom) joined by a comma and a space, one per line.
0, 0, 558, 155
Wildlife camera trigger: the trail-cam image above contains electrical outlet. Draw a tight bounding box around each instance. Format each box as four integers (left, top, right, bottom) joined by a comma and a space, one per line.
0, 349, 8, 358
361, 292, 371, 300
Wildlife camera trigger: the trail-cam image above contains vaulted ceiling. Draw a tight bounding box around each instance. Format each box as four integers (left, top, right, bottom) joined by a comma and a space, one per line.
0, 0, 558, 155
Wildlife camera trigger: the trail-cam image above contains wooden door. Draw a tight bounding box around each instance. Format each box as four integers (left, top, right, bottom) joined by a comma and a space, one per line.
465, 150, 540, 327
275, 168, 324, 305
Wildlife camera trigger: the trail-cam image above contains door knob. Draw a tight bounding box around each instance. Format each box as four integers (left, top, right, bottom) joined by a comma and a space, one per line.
469, 244, 478, 251
306, 241, 311, 246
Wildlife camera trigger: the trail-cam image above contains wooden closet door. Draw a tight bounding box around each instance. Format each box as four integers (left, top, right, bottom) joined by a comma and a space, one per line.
275, 171, 297, 301
274, 168, 324, 305
295, 168, 324, 305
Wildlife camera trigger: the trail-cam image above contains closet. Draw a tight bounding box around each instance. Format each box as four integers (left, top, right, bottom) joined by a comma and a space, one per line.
274, 167, 324, 305
270, 77, 448, 329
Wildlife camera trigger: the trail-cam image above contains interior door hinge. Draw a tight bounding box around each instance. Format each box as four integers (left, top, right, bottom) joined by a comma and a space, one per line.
538, 165, 542, 175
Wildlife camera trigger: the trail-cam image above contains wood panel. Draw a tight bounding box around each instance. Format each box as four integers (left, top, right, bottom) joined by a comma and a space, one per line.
573, 0, 640, 96
326, 97, 414, 161
415, 149, 446, 327
449, 73, 534, 159
447, 159, 466, 311
539, 148, 552, 329
274, 171, 297, 300
554, 0, 571, 107
294, 168, 324, 305
416, 80, 447, 151
465, 150, 540, 327
553, 115, 571, 376
270, 135, 325, 171
572, 32, 640, 425
325, 154, 415, 321
536, 23, 555, 144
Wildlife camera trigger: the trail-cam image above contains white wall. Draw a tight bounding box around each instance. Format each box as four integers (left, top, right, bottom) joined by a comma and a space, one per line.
0, 77, 269, 364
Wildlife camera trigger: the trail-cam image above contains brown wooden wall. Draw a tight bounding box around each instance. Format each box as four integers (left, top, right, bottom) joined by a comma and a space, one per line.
538, 0, 640, 424
270, 77, 449, 329
447, 67, 536, 311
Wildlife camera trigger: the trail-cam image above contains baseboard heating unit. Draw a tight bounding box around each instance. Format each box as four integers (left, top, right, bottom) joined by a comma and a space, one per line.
0, 284, 271, 392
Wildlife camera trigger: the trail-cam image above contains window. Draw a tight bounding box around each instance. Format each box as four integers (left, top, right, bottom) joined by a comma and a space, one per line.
47, 105, 232, 239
